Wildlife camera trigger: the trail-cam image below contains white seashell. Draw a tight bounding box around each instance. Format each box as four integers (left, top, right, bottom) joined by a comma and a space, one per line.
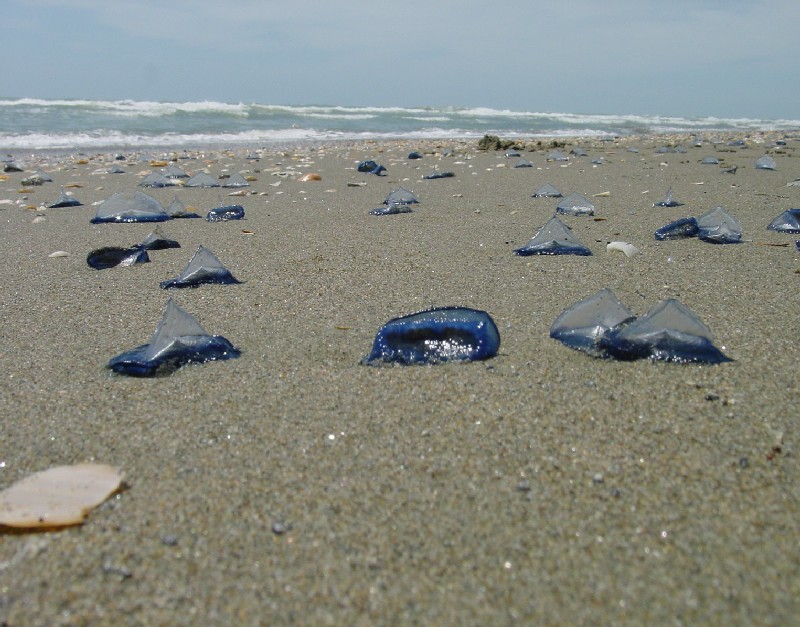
48, 251, 70, 258
607, 241, 639, 257
32, 216, 46, 223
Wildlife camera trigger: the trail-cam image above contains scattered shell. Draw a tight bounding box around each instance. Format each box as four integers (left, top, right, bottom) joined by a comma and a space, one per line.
0, 464, 123, 528
228, 190, 247, 196
607, 241, 640, 257
593, 191, 611, 197
32, 216, 46, 223
347, 182, 367, 187
48, 251, 70, 258
149, 160, 168, 167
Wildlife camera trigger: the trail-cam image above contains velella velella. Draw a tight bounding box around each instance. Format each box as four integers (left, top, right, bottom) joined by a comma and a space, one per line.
363, 307, 500, 366
385, 187, 419, 206
108, 298, 240, 377
48, 188, 82, 208
570, 147, 588, 157
551, 292, 731, 364
87, 246, 150, 270
160, 245, 241, 288
423, 170, 454, 179
767, 208, 800, 234
222, 173, 250, 188
549, 288, 635, 357
206, 204, 245, 221
408, 151, 423, 160
599, 299, 731, 364
514, 217, 592, 256
556, 192, 595, 216
370, 201, 412, 216
755, 155, 777, 171
532, 184, 562, 198
653, 187, 683, 208
162, 164, 188, 179
696, 207, 742, 244
138, 172, 175, 188
547, 150, 568, 162
184, 172, 219, 187
166, 196, 201, 219
504, 149, 521, 158
357, 160, 386, 175
700, 156, 720, 165
654, 217, 699, 240
138, 226, 180, 250
513, 158, 533, 168
90, 191, 170, 223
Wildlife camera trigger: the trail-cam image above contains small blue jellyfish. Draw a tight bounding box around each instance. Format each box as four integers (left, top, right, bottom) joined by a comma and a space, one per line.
206, 205, 245, 222
514, 217, 592, 256
407, 152, 424, 160
696, 207, 742, 244
423, 171, 454, 179
370, 202, 412, 216
138, 227, 180, 250
87, 247, 150, 270
654, 217, 699, 241
357, 160, 386, 175
653, 187, 684, 208
767, 209, 800, 234
364, 307, 500, 365
108, 299, 240, 377
48, 188, 83, 208
160, 246, 241, 288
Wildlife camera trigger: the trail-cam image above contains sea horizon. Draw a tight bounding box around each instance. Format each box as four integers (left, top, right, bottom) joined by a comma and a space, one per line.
2, 97, 799, 153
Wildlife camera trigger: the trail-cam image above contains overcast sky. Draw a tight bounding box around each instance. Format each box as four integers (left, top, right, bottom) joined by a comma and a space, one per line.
4, 0, 798, 119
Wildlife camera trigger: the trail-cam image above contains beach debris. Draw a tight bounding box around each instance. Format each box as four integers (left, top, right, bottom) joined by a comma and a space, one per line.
697, 207, 742, 244
532, 183, 562, 198
556, 192, 595, 216
48, 188, 83, 208
184, 172, 220, 187
149, 160, 169, 167
370, 201, 412, 216
298, 173, 322, 182
347, 181, 367, 187
3, 162, 23, 173
0, 464, 123, 529
767, 208, 800, 234
570, 147, 588, 157
222, 173, 251, 187
48, 251, 70, 258
138, 172, 175, 188
138, 226, 180, 250
357, 160, 386, 175
514, 217, 592, 256
166, 196, 200, 219
21, 170, 52, 186
786, 178, 800, 187
477, 134, 519, 151
655, 217, 699, 240
722, 166, 738, 175
160, 245, 240, 289
87, 246, 150, 270
363, 307, 500, 365
755, 155, 777, 171
206, 204, 245, 222
513, 158, 533, 168
385, 187, 419, 206
606, 241, 640, 257
549, 288, 635, 357
551, 290, 731, 363
91, 191, 170, 223
653, 187, 684, 207
32, 216, 46, 223
592, 191, 611, 198
108, 298, 240, 377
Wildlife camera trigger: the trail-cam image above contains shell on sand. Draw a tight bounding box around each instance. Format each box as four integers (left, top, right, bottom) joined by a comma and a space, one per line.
0, 464, 123, 528
298, 173, 322, 182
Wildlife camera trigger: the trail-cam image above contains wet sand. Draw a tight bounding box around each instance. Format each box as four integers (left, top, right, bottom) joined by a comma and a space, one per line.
1, 134, 798, 625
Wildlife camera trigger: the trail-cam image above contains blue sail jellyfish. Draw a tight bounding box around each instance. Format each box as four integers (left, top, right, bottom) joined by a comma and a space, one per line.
654, 217, 699, 241
160, 246, 241, 288
108, 299, 240, 377
550, 288, 635, 357
363, 307, 500, 365
767, 209, 800, 234
514, 217, 592, 256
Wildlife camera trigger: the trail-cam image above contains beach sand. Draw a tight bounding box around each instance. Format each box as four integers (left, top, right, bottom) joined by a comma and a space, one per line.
1, 134, 798, 625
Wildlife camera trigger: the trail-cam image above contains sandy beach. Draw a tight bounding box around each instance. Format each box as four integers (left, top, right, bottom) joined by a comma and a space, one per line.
1, 134, 798, 625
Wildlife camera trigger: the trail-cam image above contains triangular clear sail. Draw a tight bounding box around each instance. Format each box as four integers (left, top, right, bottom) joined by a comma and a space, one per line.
143, 299, 210, 362
514, 217, 592, 256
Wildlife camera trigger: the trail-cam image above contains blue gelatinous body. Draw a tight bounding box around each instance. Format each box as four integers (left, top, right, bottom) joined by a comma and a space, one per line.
423, 171, 454, 179
160, 246, 241, 289
364, 307, 500, 365
370, 203, 412, 216
357, 160, 386, 175
654, 217, 699, 241
206, 205, 245, 222
108, 299, 240, 377
767, 208, 800, 234
87, 246, 150, 270
598, 299, 731, 364
407, 152, 423, 159
109, 335, 240, 377
514, 217, 592, 256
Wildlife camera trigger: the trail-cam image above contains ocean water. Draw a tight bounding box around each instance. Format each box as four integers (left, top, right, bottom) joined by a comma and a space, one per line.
1, 98, 798, 152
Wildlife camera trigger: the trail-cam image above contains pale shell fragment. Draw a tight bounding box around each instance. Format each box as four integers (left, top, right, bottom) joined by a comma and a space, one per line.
606, 241, 640, 257
0, 464, 123, 528
48, 251, 70, 258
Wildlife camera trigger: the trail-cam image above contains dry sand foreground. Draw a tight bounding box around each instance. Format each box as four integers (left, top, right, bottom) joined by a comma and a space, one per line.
0, 135, 798, 625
